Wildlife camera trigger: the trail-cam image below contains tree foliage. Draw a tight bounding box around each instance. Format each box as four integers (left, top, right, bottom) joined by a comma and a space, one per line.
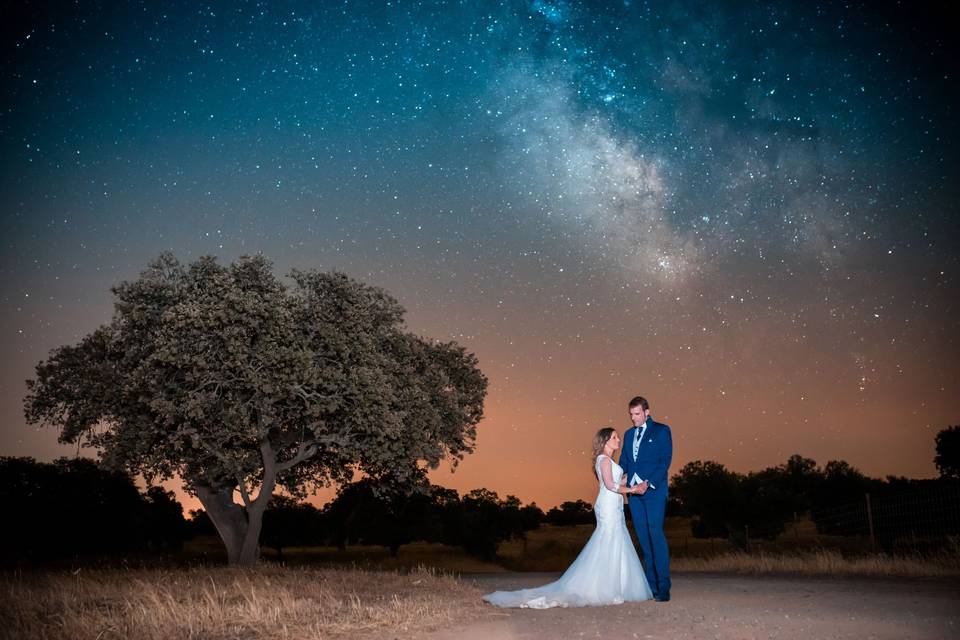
322, 478, 435, 556
260, 495, 323, 561
24, 253, 487, 564
671, 460, 745, 541
670, 455, 910, 546
672, 456, 867, 546
0, 456, 185, 564
934, 425, 960, 479
545, 500, 595, 526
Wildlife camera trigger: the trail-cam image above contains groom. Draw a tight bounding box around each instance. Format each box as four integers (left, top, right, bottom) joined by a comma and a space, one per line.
619, 395, 673, 602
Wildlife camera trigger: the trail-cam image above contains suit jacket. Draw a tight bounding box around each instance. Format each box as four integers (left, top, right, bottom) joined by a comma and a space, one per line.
618, 417, 672, 500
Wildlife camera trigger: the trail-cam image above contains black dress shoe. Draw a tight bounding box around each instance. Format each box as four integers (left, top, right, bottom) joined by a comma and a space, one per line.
653, 590, 670, 602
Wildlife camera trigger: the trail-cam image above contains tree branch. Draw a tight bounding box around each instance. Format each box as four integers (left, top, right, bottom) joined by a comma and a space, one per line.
291, 384, 336, 403
276, 441, 317, 472
182, 428, 254, 507
236, 479, 252, 508
271, 426, 357, 473
248, 439, 277, 508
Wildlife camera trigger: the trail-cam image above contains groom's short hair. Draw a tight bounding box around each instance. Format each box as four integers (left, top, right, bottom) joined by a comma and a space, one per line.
628, 396, 649, 411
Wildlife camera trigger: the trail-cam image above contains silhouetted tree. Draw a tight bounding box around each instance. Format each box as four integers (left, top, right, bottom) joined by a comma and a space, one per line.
458, 488, 521, 561
24, 253, 487, 565
670, 460, 745, 541
780, 454, 824, 513
142, 486, 186, 551
323, 479, 438, 557
0, 457, 59, 562
740, 469, 793, 541
431, 486, 464, 547
934, 426, 960, 479
518, 502, 545, 532
811, 460, 878, 535
261, 495, 323, 561
0, 456, 185, 564
545, 500, 595, 526
736, 455, 825, 541
186, 508, 217, 537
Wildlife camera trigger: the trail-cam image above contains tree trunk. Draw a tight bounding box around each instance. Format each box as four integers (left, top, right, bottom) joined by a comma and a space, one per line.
193, 439, 292, 566
195, 482, 272, 566
239, 500, 267, 565
195, 483, 250, 564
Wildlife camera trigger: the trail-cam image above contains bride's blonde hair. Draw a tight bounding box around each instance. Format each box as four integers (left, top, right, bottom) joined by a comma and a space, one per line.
591, 427, 616, 471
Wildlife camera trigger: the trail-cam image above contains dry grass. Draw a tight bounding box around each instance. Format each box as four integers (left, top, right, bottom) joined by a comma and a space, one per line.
673, 549, 960, 577
497, 524, 596, 571
257, 541, 507, 574
498, 522, 960, 577
0, 564, 488, 640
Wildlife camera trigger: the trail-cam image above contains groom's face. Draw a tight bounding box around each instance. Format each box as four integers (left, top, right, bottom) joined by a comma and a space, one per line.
629, 405, 649, 427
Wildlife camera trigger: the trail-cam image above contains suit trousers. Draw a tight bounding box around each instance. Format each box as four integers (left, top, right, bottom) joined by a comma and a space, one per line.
627, 494, 671, 596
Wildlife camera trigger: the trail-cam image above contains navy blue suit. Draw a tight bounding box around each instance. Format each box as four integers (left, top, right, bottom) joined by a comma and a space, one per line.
619, 416, 672, 596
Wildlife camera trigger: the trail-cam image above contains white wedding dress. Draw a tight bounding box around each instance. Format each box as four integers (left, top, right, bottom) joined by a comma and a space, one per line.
483, 454, 653, 608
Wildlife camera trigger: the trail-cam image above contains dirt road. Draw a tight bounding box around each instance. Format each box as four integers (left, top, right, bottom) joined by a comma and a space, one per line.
416, 572, 959, 640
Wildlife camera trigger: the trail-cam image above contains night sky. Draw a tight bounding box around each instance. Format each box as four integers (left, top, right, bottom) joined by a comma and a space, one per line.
2, 1, 958, 509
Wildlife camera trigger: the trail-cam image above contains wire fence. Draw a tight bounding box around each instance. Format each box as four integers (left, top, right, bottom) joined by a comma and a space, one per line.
810, 484, 960, 553
673, 483, 960, 556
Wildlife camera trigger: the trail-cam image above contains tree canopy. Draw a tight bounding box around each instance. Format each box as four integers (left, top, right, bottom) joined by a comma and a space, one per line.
24, 253, 487, 564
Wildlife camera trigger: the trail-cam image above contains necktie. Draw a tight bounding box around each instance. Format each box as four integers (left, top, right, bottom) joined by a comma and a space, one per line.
633, 425, 645, 460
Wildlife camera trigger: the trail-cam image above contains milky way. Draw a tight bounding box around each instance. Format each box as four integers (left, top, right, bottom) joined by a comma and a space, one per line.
2, 1, 957, 507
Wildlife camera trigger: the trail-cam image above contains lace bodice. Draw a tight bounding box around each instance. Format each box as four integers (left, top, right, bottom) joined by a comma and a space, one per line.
595, 454, 623, 493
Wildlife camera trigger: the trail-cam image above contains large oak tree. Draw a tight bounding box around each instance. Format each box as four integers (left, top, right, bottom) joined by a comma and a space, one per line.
24, 253, 487, 565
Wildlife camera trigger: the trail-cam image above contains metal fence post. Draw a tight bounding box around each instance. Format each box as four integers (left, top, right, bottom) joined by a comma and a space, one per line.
865, 493, 876, 551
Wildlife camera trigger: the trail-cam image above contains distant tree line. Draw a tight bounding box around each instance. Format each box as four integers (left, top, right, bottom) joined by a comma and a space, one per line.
0, 457, 185, 565
2, 455, 568, 565
7, 426, 958, 564
190, 481, 549, 562
669, 425, 960, 551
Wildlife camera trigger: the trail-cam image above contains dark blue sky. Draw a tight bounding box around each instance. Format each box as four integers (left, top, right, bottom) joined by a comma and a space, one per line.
3, 1, 957, 506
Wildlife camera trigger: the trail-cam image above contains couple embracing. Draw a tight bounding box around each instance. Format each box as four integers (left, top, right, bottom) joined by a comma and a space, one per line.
484, 396, 672, 608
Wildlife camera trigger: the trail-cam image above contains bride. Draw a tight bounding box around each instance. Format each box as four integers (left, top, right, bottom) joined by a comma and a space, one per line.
483, 428, 654, 608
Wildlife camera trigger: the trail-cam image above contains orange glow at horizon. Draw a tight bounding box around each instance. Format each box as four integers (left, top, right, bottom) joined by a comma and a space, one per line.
97, 326, 958, 514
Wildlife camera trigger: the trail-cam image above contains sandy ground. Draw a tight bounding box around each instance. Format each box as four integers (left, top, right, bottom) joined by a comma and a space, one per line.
410, 572, 959, 640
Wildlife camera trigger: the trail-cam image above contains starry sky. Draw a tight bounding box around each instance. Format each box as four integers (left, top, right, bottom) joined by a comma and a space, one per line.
2, 1, 958, 510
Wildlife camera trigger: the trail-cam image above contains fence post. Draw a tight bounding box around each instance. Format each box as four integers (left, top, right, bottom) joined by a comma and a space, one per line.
865, 493, 876, 551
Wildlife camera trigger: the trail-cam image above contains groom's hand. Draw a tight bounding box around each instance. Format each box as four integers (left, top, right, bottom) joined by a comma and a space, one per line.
636, 481, 649, 495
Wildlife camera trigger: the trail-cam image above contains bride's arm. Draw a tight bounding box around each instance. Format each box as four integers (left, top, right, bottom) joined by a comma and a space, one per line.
599, 456, 632, 494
